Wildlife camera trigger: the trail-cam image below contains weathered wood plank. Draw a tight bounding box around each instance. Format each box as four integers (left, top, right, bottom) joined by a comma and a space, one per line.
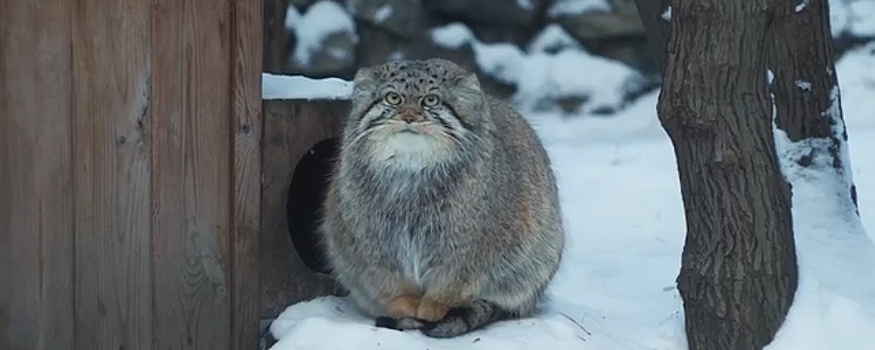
231, 0, 263, 348
260, 100, 348, 317
151, 0, 233, 348
70, 1, 153, 348
263, 0, 290, 73
0, 1, 75, 349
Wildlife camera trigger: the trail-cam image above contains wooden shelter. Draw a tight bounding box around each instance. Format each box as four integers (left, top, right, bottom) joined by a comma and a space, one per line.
1, 1, 345, 349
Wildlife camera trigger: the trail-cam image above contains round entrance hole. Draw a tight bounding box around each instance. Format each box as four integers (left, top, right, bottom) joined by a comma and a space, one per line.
287, 137, 340, 275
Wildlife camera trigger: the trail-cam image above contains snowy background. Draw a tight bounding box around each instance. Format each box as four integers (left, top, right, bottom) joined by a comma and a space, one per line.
266, 0, 875, 349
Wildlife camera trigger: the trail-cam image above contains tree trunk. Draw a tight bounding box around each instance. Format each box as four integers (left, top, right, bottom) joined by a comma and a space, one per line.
656, 1, 799, 349
632, 0, 669, 74
767, 0, 859, 208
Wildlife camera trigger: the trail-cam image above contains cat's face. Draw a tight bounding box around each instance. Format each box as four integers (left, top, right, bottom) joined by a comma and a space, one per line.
345, 59, 487, 170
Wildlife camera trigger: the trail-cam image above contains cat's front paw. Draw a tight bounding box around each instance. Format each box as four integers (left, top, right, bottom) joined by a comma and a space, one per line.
384, 294, 421, 319
416, 298, 449, 322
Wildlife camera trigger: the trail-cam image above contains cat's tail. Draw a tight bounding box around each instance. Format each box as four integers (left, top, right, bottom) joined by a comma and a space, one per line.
375, 299, 510, 338
421, 299, 509, 338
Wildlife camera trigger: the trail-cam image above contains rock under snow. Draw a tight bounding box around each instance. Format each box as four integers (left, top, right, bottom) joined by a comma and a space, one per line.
423, 0, 544, 26
346, 0, 423, 37
547, 0, 611, 17
286, 1, 359, 76
430, 22, 476, 49
430, 22, 647, 115
527, 24, 583, 54
353, 22, 480, 90
546, 0, 651, 73
289, 0, 316, 8
551, 0, 644, 41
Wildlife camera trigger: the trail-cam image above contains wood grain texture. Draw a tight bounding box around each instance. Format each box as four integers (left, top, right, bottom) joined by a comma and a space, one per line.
4, 0, 270, 348
263, 0, 290, 73
71, 0, 153, 348
0, 1, 76, 349
260, 100, 348, 317
231, 0, 263, 347
151, 0, 233, 348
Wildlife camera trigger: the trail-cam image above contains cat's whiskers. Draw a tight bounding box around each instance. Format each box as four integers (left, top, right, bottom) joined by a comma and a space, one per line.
347, 124, 382, 147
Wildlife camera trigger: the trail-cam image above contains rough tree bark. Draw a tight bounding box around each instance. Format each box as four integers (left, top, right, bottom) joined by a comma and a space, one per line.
637, 0, 800, 349
767, 0, 858, 208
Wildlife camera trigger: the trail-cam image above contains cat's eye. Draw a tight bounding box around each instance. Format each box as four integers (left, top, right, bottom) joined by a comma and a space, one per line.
422, 94, 440, 107
385, 92, 403, 105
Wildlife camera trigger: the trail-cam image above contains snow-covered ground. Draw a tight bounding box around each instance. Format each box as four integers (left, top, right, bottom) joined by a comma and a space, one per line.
265, 40, 875, 350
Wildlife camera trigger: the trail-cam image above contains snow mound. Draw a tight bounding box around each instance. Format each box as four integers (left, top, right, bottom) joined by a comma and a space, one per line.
285, 2, 358, 67
374, 4, 392, 23
548, 0, 611, 18
469, 42, 526, 85
765, 127, 875, 350
262, 73, 352, 100
430, 22, 476, 49
848, 1, 875, 37
512, 50, 644, 114
829, 0, 875, 38
765, 37, 875, 349
834, 41, 875, 242
835, 42, 875, 131
269, 296, 682, 350
528, 24, 582, 53
526, 90, 664, 144
430, 22, 645, 115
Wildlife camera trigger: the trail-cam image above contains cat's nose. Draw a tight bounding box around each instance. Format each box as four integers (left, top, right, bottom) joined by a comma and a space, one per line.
400, 112, 424, 124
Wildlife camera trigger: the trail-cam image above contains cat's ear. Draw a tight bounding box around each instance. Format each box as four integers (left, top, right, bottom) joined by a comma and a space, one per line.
354, 67, 375, 85
351, 67, 378, 101
349, 67, 380, 120
456, 72, 481, 92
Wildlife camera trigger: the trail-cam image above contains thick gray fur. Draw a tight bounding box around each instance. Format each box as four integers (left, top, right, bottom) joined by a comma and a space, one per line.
319, 58, 565, 338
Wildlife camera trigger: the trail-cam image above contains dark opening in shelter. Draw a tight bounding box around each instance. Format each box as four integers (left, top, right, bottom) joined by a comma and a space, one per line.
286, 137, 340, 274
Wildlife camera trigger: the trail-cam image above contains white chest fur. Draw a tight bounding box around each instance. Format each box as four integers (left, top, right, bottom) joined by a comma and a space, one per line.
370, 132, 454, 170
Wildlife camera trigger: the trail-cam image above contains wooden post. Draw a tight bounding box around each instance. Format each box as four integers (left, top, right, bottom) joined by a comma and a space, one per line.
1, 1, 76, 348
232, 0, 265, 348
71, 0, 153, 348
1, 0, 263, 349
264, 0, 292, 73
